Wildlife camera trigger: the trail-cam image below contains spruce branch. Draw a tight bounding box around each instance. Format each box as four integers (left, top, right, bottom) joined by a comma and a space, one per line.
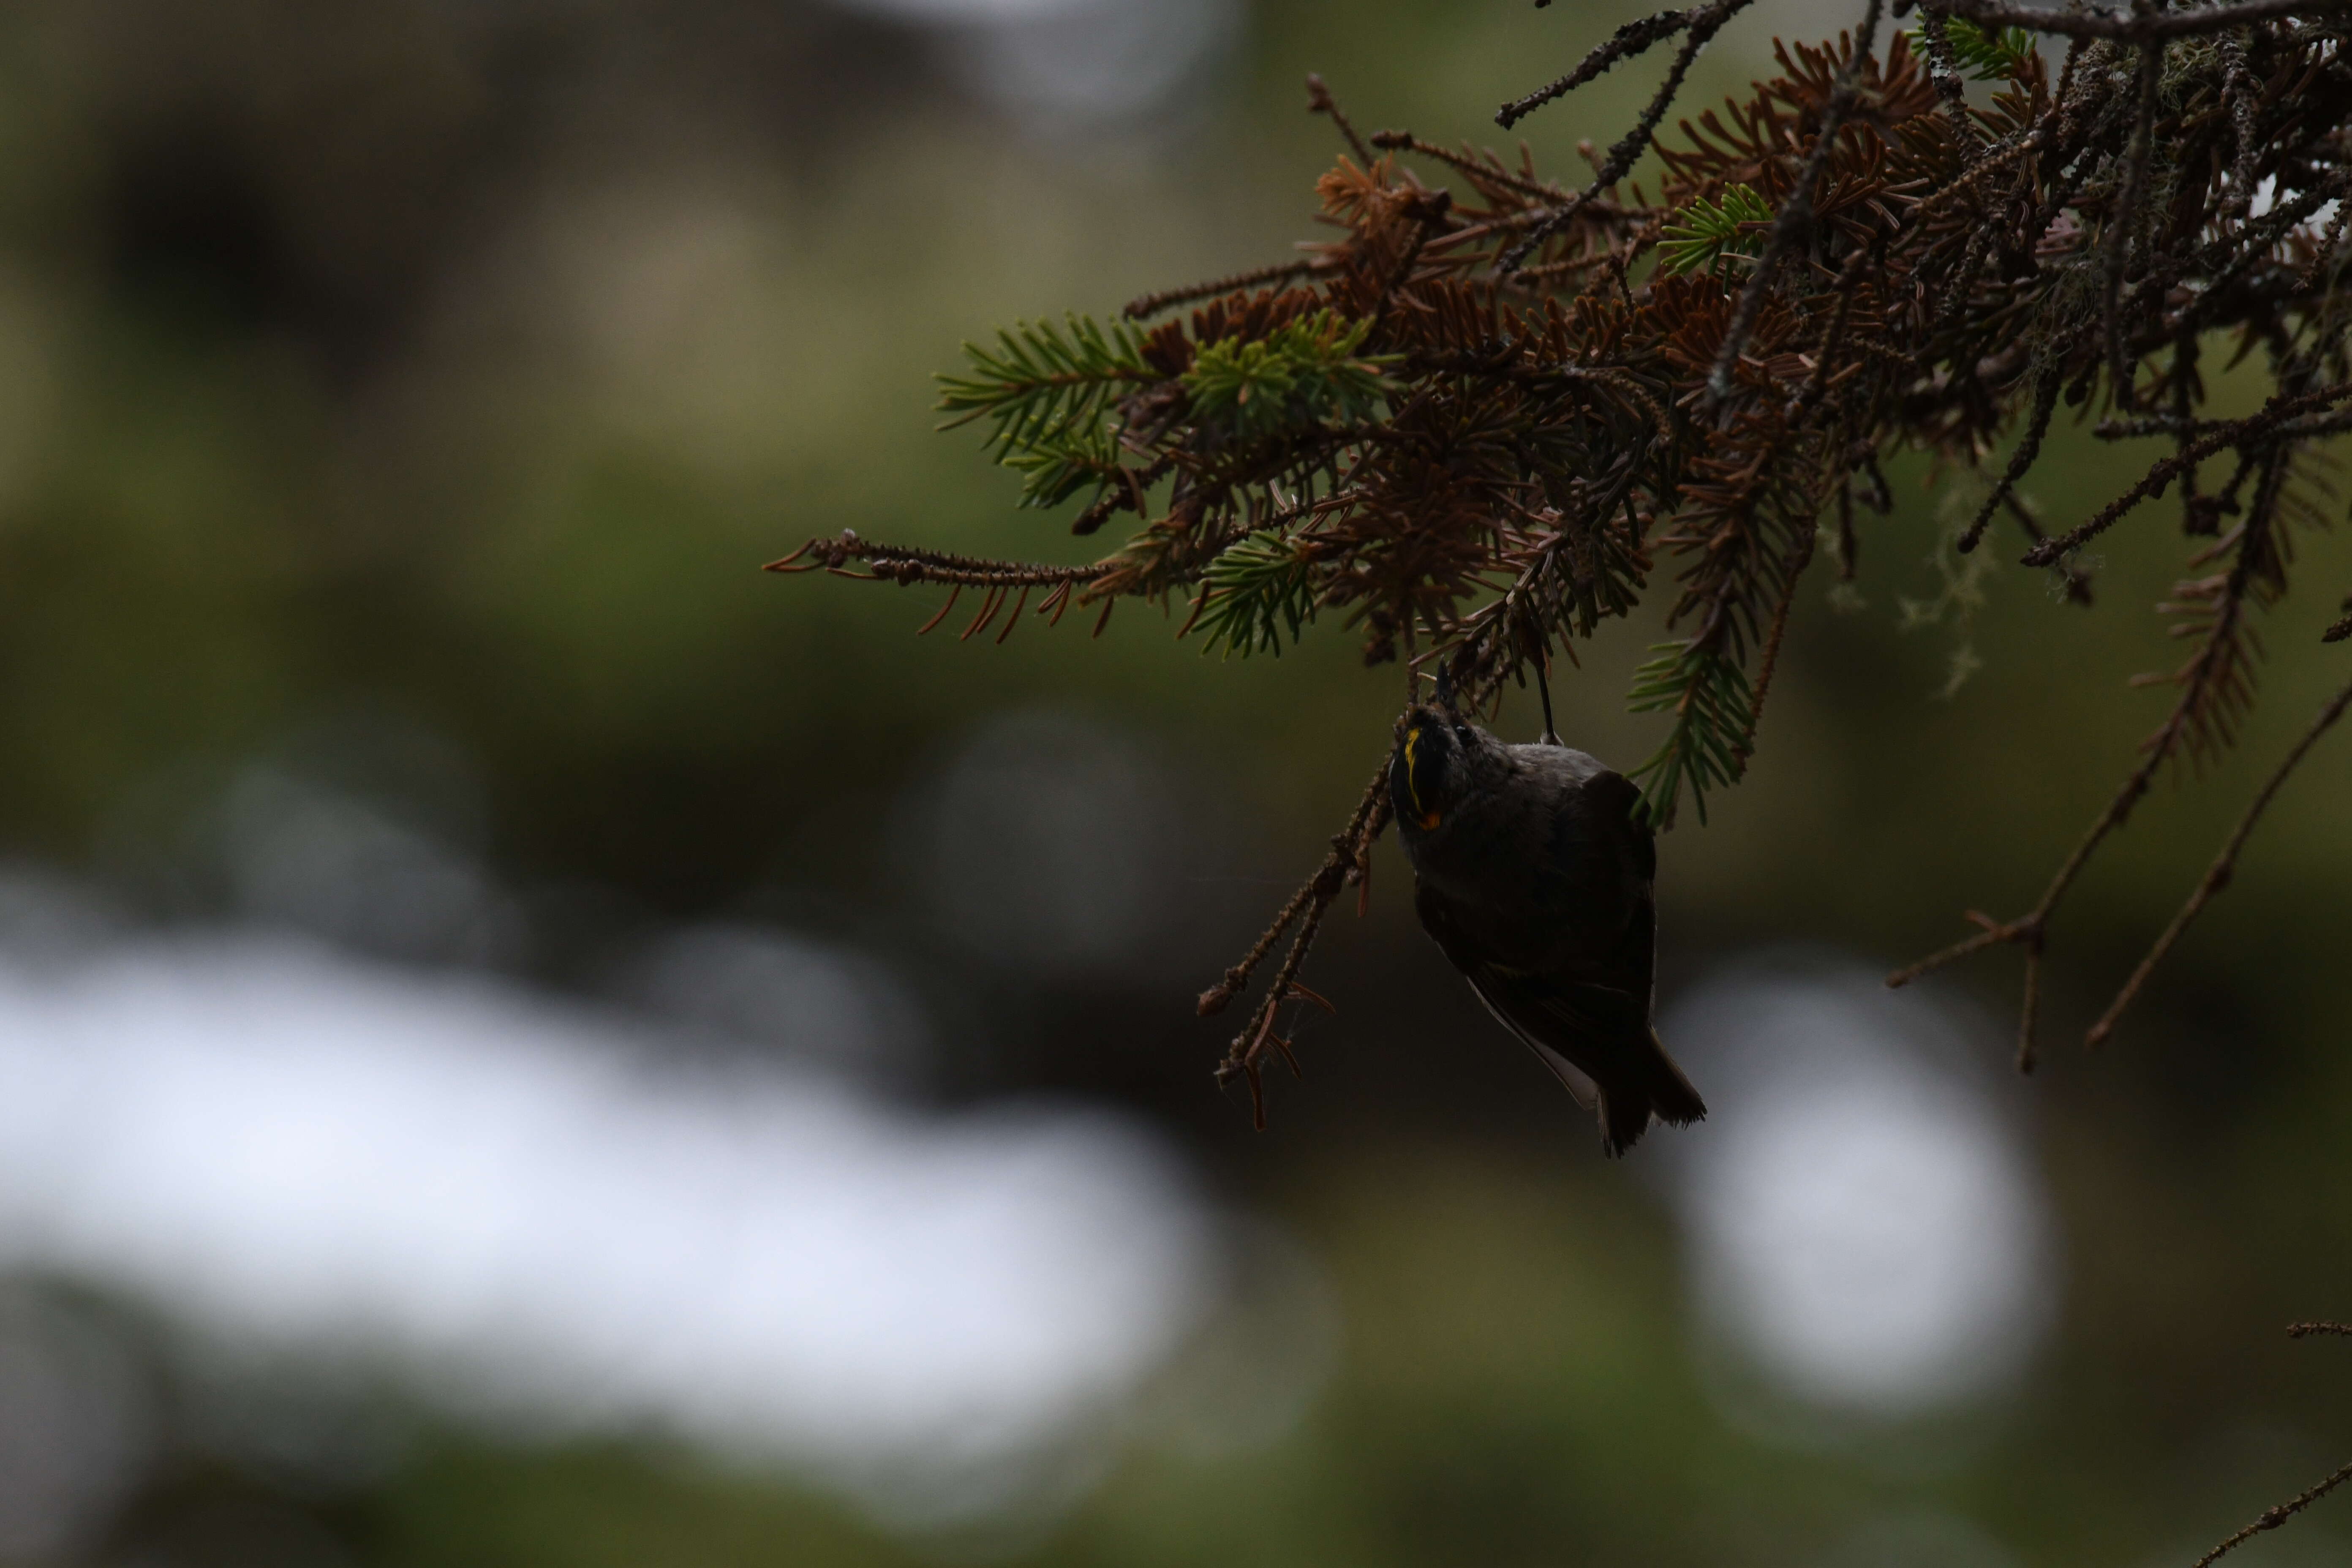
777, 1, 2352, 1123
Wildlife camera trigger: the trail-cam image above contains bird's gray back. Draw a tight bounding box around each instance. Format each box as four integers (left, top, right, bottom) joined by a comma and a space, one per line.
1405, 741, 1645, 972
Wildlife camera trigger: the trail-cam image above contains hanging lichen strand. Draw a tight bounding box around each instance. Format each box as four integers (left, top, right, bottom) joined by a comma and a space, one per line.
772, 2, 2352, 1112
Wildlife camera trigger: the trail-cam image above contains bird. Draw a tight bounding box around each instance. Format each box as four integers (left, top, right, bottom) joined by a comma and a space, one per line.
1388, 667, 1705, 1156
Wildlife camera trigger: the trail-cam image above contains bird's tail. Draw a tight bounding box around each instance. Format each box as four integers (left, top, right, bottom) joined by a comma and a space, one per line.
1643, 1029, 1707, 1126
1596, 1030, 1707, 1157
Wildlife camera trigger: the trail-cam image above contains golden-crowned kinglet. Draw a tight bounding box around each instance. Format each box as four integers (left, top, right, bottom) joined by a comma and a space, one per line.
1390, 677, 1704, 1155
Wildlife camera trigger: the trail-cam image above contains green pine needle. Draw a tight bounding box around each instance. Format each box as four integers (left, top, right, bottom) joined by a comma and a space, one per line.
936, 314, 1152, 507
1658, 184, 1775, 278
1913, 16, 2037, 83
1181, 311, 1394, 441
1187, 529, 1319, 657
1626, 639, 1756, 827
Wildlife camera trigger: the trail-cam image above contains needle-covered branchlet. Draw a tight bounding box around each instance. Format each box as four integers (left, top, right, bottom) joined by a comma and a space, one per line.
1498, 0, 1753, 273
2189, 1459, 2352, 1568
1889, 493, 2282, 1056
1124, 263, 1335, 324
1958, 371, 2061, 554
766, 532, 1111, 639
2102, 36, 2161, 408
1705, 0, 1884, 404
1940, 0, 2352, 41
779, 1, 2352, 1120
1203, 762, 1394, 1128
1914, 8, 1985, 147
1495, 2, 1753, 132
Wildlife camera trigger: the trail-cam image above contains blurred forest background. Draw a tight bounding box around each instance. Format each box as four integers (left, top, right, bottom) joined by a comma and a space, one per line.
0, 0, 2348, 1564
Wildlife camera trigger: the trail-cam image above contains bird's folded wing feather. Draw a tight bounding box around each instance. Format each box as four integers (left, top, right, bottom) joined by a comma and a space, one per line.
1465, 963, 1647, 1097
1459, 969, 1602, 1110
1417, 887, 1646, 1108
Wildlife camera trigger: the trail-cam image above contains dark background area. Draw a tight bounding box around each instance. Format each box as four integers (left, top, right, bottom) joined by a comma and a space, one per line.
0, 0, 2347, 1563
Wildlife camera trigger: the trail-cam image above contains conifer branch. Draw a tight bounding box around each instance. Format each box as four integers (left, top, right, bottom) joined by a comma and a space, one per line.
774, 0, 2352, 1121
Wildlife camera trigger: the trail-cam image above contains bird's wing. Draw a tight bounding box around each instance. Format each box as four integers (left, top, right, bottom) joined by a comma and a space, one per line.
1464, 962, 1649, 1094
1415, 885, 1646, 1108
1537, 767, 1658, 1013
1467, 958, 1694, 1154
1460, 969, 1605, 1111
1571, 767, 1656, 881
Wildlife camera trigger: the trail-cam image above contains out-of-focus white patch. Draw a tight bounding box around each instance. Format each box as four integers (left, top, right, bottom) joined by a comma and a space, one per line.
828, 0, 1240, 131
0, 932, 1223, 1523
1663, 959, 2055, 1423
618, 922, 934, 1089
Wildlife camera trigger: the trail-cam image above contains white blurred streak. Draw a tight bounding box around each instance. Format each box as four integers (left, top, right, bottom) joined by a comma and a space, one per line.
0, 933, 1221, 1520
956, 0, 1239, 127
829, 0, 1240, 131
1664, 960, 2055, 1422
621, 923, 933, 1088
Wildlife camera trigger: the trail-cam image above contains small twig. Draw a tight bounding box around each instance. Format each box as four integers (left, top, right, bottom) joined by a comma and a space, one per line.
1071, 453, 1178, 536
1496, 3, 1734, 131
2288, 1321, 2352, 1338
2084, 670, 2352, 1046
766, 530, 1109, 590
1369, 131, 1568, 205
2217, 32, 2265, 235
1916, 8, 1986, 150
1209, 762, 1395, 1127
1124, 262, 1332, 322
1307, 73, 1374, 167
1938, 0, 2352, 42
2104, 35, 2163, 409
1786, 242, 1880, 417
1894, 499, 2278, 1049
2016, 932, 2045, 1073
1707, 0, 1886, 405
2189, 1457, 2352, 1568
1198, 759, 1393, 1020
2005, 494, 2094, 604
1497, 0, 1754, 273
1960, 371, 2063, 553
1734, 528, 1818, 765
2024, 382, 2352, 566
